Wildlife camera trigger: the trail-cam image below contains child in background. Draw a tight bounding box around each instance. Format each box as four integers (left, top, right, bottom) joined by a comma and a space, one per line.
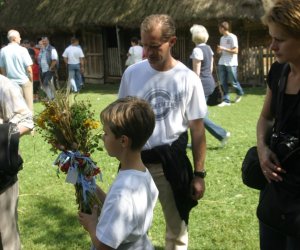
78, 96, 158, 250
29, 41, 41, 102
32, 58, 40, 102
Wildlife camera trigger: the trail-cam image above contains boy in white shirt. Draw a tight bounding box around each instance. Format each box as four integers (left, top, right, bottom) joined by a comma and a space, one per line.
79, 96, 159, 250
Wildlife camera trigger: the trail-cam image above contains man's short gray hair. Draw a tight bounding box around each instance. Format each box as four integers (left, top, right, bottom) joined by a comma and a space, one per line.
7, 30, 20, 41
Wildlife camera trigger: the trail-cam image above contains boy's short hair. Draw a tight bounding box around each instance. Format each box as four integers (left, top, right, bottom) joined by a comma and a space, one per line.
218, 21, 230, 31
71, 37, 79, 43
100, 96, 155, 150
130, 37, 139, 44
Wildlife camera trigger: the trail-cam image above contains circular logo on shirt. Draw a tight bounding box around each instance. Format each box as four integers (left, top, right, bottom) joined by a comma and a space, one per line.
144, 90, 174, 121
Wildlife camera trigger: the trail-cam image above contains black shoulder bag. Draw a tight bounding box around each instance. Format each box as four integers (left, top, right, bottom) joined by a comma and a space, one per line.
257, 64, 300, 238
0, 123, 23, 192
241, 64, 292, 190
207, 61, 224, 106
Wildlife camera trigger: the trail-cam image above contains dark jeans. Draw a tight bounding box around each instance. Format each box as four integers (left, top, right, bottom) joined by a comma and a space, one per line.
218, 64, 244, 103
41, 71, 55, 99
259, 221, 300, 250
33, 80, 40, 94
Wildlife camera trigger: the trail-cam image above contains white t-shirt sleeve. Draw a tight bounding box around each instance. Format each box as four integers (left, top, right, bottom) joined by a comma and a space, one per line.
51, 49, 58, 60
62, 48, 68, 58
232, 34, 238, 48
128, 46, 134, 55
0, 50, 4, 67
190, 47, 203, 61
22, 48, 33, 66
96, 194, 136, 249
186, 72, 207, 120
79, 48, 84, 58
118, 73, 129, 98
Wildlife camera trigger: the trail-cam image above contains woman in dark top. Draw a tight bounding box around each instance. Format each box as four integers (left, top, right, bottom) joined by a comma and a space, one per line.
190, 24, 230, 147
257, 0, 300, 248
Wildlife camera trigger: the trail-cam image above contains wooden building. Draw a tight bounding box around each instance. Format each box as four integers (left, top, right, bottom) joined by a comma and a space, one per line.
0, 0, 272, 85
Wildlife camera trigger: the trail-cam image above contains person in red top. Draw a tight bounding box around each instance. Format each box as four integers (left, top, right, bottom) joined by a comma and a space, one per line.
32, 60, 40, 102
30, 41, 41, 102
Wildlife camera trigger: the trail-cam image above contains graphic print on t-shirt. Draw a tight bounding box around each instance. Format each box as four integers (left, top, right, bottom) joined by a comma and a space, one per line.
144, 89, 182, 121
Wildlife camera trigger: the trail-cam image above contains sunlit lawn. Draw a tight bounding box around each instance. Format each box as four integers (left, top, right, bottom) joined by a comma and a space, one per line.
18, 83, 266, 249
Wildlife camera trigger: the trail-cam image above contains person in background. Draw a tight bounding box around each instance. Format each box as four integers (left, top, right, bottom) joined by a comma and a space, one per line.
0, 74, 34, 250
30, 40, 40, 62
38, 36, 58, 100
190, 24, 230, 147
22, 39, 35, 59
32, 52, 40, 102
79, 96, 158, 250
23, 40, 41, 102
125, 37, 143, 67
217, 21, 244, 106
62, 37, 85, 92
256, 0, 300, 249
0, 30, 33, 111
119, 14, 207, 250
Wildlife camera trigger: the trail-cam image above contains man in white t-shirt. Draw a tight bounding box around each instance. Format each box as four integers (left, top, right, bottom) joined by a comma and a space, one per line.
217, 21, 244, 106
0, 30, 33, 111
62, 37, 85, 92
119, 14, 207, 250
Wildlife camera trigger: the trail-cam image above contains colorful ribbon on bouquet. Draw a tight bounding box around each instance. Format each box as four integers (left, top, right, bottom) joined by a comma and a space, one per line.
53, 150, 102, 184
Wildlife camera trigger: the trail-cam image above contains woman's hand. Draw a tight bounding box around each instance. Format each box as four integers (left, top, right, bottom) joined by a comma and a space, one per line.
258, 145, 286, 182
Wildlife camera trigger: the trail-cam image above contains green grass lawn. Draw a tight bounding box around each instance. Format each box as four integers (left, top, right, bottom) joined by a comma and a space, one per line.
18, 84, 266, 249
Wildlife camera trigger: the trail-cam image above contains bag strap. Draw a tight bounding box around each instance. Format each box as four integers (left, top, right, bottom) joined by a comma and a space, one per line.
275, 63, 300, 134
213, 60, 221, 87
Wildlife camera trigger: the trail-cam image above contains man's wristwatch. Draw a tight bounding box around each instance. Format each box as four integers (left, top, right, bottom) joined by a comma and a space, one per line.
194, 170, 206, 178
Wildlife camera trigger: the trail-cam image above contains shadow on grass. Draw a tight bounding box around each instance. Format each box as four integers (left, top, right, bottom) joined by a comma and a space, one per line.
79, 84, 266, 96
81, 83, 120, 95
207, 146, 224, 151
242, 86, 266, 96
154, 245, 198, 250
21, 195, 87, 247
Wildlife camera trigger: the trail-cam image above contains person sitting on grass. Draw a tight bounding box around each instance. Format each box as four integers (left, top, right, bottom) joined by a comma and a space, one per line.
78, 96, 159, 250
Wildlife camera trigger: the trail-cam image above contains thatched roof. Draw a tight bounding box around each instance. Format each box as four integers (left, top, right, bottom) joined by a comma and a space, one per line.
0, 0, 264, 33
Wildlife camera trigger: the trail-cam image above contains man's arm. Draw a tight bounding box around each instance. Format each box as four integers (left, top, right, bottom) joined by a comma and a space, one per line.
80, 57, 84, 73
217, 45, 238, 54
189, 118, 206, 200
50, 48, 58, 71
63, 57, 68, 65
0, 67, 6, 76
49, 60, 57, 71
26, 65, 33, 82
18, 125, 31, 136
1, 76, 34, 133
